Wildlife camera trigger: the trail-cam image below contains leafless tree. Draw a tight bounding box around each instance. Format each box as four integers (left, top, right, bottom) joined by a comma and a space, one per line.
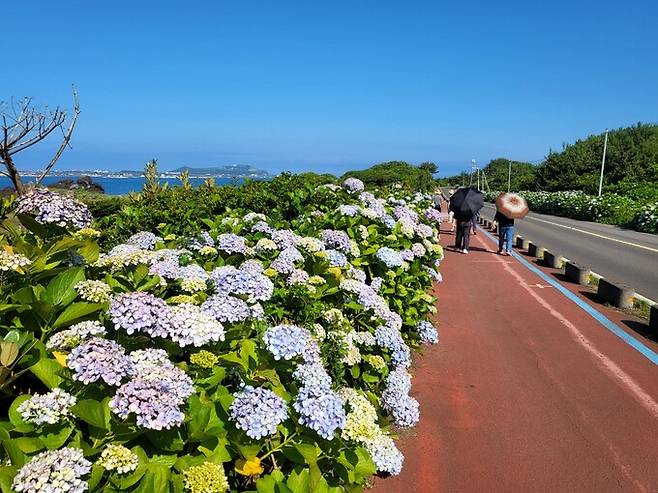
0, 87, 80, 195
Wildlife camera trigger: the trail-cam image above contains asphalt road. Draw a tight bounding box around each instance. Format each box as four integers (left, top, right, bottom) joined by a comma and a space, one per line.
477, 203, 658, 301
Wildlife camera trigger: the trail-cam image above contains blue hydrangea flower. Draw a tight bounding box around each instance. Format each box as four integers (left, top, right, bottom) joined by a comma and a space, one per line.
189, 231, 215, 250
217, 233, 248, 255
376, 247, 404, 268
263, 325, 310, 360
127, 231, 162, 249
416, 321, 439, 344
229, 386, 288, 439
12, 447, 91, 493
424, 266, 442, 282
363, 435, 404, 475
374, 326, 411, 367
210, 264, 274, 302
339, 204, 359, 216
271, 247, 304, 274
293, 363, 332, 390
67, 337, 133, 386
293, 386, 345, 439
325, 249, 348, 267
400, 249, 415, 261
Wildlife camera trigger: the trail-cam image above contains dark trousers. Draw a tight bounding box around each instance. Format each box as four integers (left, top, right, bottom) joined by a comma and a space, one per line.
455, 220, 472, 250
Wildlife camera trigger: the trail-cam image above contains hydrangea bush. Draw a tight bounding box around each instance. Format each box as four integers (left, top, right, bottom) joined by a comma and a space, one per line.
485, 189, 657, 233
0, 177, 444, 492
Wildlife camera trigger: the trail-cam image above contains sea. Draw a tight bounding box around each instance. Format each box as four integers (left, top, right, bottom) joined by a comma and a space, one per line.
0, 176, 245, 196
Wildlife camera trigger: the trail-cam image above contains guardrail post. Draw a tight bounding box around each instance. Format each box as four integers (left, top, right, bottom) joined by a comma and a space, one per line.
650, 305, 658, 333
543, 250, 564, 269
597, 279, 635, 309
515, 236, 529, 249
565, 261, 590, 285
528, 242, 545, 259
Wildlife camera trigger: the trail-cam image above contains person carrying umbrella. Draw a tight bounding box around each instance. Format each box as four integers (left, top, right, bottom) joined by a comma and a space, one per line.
493, 192, 529, 255
449, 187, 484, 254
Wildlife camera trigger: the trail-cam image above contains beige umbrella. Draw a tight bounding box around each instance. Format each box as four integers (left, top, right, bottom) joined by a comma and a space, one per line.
495, 192, 529, 219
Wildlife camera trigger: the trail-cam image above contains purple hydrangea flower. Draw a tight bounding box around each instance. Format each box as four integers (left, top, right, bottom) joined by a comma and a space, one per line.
424, 207, 442, 223
270, 229, 300, 248
400, 249, 415, 261
67, 337, 133, 386
189, 231, 215, 250
229, 386, 288, 439
109, 377, 190, 430
251, 221, 273, 235
271, 246, 304, 274
321, 230, 352, 254
108, 292, 173, 338
381, 367, 419, 427
168, 304, 225, 347
12, 447, 91, 493
201, 294, 252, 323
393, 205, 419, 223
14, 188, 93, 229
414, 223, 434, 238
343, 177, 364, 193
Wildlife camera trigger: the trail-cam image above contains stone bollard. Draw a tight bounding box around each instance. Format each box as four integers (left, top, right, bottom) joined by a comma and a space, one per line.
543, 250, 564, 269
597, 279, 635, 309
565, 261, 590, 285
528, 242, 545, 259
516, 236, 529, 250
650, 305, 658, 333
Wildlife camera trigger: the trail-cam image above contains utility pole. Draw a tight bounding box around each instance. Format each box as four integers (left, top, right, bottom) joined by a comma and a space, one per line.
598, 129, 609, 197
507, 160, 512, 192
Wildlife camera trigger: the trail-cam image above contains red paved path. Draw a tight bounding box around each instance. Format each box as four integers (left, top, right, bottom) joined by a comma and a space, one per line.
373, 225, 658, 493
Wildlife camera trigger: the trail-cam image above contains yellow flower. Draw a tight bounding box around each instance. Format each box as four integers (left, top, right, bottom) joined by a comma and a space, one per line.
235, 457, 264, 476
327, 267, 343, 280
263, 268, 277, 278
53, 351, 68, 367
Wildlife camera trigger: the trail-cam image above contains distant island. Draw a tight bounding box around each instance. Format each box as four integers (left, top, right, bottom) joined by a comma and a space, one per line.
21, 164, 270, 180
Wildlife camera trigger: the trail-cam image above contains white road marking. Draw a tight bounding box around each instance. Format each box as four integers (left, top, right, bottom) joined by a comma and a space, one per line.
482, 204, 658, 254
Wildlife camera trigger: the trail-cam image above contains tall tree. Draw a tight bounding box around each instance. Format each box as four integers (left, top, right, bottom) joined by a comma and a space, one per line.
0, 87, 80, 194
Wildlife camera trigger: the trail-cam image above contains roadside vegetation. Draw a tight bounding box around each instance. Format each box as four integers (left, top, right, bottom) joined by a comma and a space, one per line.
0, 174, 444, 492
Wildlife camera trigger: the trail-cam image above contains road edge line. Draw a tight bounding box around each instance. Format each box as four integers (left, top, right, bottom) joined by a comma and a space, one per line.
479, 228, 658, 366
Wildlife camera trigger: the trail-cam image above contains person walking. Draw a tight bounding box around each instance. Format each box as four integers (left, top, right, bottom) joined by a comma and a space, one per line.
494, 210, 515, 255
453, 210, 473, 254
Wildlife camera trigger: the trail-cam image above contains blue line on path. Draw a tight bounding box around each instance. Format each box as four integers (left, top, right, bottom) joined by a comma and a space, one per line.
479, 228, 658, 366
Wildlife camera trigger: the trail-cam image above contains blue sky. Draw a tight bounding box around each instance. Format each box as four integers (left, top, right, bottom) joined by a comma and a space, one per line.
2, 0, 657, 176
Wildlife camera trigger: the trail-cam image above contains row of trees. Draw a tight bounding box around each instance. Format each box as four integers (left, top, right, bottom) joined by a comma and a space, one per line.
441, 123, 658, 193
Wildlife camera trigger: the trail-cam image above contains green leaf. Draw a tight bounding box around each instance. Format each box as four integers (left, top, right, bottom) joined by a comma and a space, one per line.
8, 395, 35, 433
29, 358, 63, 387
0, 465, 19, 493
287, 466, 310, 493
293, 443, 318, 465
134, 464, 170, 493
44, 267, 85, 306
53, 302, 101, 328
71, 399, 110, 430
39, 423, 74, 449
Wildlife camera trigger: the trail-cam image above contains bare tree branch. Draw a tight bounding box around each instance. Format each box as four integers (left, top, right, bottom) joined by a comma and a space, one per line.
0, 86, 81, 194
36, 88, 80, 185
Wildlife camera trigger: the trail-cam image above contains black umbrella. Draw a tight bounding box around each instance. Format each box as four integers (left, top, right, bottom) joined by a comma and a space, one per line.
449, 187, 484, 217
